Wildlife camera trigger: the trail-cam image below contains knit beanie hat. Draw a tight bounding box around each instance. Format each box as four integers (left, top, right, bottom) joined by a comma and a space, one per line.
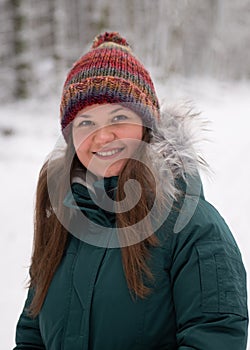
60, 32, 160, 141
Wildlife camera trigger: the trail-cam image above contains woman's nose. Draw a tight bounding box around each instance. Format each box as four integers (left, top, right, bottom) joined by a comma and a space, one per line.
93, 126, 116, 144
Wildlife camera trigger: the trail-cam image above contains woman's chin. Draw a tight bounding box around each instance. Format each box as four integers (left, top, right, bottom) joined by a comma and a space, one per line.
91, 161, 126, 179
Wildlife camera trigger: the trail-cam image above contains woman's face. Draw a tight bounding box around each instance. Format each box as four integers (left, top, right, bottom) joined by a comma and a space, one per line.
72, 104, 143, 178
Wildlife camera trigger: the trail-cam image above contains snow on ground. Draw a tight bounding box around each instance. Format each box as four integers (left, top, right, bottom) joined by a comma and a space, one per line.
1, 77, 249, 348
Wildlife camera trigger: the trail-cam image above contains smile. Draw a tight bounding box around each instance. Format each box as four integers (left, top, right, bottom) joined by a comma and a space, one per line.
93, 147, 125, 158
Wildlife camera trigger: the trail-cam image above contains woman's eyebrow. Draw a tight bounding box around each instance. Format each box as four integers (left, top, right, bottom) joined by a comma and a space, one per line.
110, 107, 125, 115
76, 113, 93, 119
77, 107, 125, 119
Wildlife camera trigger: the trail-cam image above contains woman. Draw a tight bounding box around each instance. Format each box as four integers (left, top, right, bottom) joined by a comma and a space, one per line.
14, 32, 248, 349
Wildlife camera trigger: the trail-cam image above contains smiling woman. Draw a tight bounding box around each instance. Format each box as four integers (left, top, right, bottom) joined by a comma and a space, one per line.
13, 32, 248, 350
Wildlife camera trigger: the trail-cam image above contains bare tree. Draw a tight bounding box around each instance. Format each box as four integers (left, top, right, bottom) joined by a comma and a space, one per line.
0, 0, 249, 102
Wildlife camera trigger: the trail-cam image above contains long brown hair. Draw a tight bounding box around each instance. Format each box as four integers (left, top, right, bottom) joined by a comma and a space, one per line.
28, 129, 160, 317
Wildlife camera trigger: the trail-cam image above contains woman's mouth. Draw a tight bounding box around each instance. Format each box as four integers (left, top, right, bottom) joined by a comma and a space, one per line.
93, 147, 125, 159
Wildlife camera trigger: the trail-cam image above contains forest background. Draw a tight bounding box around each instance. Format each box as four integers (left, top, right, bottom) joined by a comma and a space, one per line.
0, 0, 250, 348
1, 0, 250, 101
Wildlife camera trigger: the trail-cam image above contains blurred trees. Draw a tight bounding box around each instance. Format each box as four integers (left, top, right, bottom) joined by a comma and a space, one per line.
0, 0, 249, 102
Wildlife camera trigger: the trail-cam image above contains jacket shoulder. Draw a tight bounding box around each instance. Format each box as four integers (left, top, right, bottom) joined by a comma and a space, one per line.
172, 195, 240, 248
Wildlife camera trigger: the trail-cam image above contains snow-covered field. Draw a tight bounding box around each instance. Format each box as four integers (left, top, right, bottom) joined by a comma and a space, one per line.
1, 77, 249, 348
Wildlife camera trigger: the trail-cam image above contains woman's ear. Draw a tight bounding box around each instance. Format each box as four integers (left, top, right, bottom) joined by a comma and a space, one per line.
142, 127, 151, 143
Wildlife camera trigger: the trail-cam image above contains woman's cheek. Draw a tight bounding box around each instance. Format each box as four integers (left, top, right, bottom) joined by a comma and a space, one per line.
73, 132, 91, 153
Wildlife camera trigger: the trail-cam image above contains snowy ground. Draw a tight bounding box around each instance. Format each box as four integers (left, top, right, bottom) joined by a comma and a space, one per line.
1, 77, 249, 348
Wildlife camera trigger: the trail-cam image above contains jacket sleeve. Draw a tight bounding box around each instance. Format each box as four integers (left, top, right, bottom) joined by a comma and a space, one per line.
13, 288, 45, 350
170, 199, 248, 350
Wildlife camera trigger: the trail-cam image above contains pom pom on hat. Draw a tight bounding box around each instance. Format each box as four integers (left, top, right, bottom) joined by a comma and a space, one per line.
92, 31, 130, 49
60, 31, 160, 141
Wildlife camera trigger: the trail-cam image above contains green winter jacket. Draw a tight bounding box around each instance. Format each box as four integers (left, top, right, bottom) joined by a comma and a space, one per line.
14, 108, 248, 349
14, 176, 248, 349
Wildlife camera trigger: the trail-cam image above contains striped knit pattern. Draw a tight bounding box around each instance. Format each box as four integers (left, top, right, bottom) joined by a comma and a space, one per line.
60, 32, 160, 140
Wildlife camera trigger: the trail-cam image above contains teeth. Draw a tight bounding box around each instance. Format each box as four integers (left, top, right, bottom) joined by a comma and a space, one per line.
96, 148, 121, 157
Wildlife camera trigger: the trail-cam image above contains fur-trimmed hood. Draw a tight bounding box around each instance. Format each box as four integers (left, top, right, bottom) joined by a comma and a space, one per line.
144, 102, 209, 199
152, 102, 209, 180
147, 102, 210, 233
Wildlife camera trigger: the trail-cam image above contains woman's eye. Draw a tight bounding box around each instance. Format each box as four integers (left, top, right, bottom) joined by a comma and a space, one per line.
77, 120, 94, 127
113, 115, 128, 122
